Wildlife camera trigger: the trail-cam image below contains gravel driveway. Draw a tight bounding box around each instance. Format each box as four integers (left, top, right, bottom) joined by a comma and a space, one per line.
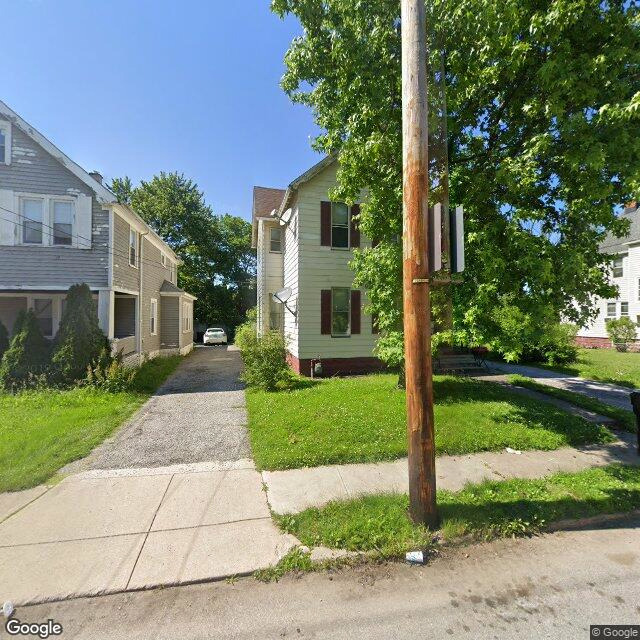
67, 346, 252, 471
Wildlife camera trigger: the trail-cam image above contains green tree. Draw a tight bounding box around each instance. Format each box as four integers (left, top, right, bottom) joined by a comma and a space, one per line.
119, 172, 255, 335
272, 0, 640, 362
0, 320, 9, 362
109, 176, 133, 205
51, 284, 109, 383
0, 310, 50, 390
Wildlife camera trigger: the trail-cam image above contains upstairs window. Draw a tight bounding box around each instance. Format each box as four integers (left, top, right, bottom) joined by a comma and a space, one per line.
270, 227, 282, 252
331, 202, 349, 248
161, 253, 167, 268
52, 201, 73, 246
612, 256, 624, 278
0, 122, 10, 164
22, 198, 44, 244
606, 302, 617, 322
129, 227, 138, 267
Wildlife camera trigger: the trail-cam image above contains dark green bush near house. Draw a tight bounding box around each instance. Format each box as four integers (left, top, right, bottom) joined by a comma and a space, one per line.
606, 317, 638, 352
0, 310, 51, 390
235, 310, 293, 391
51, 284, 110, 384
0, 320, 9, 361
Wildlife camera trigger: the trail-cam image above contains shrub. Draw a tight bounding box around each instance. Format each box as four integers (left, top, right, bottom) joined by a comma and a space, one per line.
534, 323, 578, 366
51, 284, 110, 384
0, 310, 51, 390
240, 330, 291, 391
0, 320, 8, 362
86, 347, 134, 392
606, 317, 638, 351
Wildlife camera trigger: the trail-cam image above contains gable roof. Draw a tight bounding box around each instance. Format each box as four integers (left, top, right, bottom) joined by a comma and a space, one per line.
276, 155, 336, 217
0, 100, 116, 203
159, 279, 196, 301
252, 186, 286, 247
600, 203, 640, 254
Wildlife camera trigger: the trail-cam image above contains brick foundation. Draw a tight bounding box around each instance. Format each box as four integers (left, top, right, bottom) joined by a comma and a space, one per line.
575, 336, 640, 352
287, 353, 386, 377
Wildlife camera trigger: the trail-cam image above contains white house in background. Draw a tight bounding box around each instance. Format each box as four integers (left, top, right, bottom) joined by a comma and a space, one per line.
577, 202, 640, 348
252, 156, 382, 376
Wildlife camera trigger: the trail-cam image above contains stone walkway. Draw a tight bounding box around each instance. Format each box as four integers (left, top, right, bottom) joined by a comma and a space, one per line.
263, 432, 639, 514
485, 361, 635, 411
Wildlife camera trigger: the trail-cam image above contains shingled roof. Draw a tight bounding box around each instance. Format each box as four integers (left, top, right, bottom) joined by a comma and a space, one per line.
601, 203, 640, 254
251, 186, 286, 248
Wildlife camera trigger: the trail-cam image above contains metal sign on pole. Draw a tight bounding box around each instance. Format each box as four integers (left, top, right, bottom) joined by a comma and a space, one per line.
401, 0, 439, 527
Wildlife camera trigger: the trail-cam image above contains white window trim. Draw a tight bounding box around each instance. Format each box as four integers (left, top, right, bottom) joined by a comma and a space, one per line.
330, 202, 351, 250
269, 226, 282, 253
129, 225, 138, 269
612, 256, 624, 278
150, 298, 158, 336
15, 193, 77, 247
621, 302, 629, 317
0, 120, 11, 165
182, 301, 191, 333
161, 253, 167, 268
331, 287, 351, 337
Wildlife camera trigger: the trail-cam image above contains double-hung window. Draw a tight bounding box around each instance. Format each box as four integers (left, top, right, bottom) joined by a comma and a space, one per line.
33, 298, 53, 337
612, 256, 624, 278
621, 302, 629, 317
331, 287, 350, 336
52, 201, 73, 246
129, 227, 138, 267
22, 198, 44, 244
270, 227, 282, 253
331, 203, 349, 249
606, 302, 617, 322
150, 299, 158, 335
0, 121, 10, 165
269, 293, 284, 331
182, 302, 192, 332
161, 253, 167, 268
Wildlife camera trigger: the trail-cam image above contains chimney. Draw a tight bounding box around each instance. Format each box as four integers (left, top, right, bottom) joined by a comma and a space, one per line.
89, 171, 103, 185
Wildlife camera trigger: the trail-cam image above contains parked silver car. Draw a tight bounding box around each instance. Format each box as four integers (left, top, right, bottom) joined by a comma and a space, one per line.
203, 327, 228, 345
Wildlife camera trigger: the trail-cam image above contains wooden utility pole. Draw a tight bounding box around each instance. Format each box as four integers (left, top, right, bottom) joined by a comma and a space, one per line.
401, 0, 439, 527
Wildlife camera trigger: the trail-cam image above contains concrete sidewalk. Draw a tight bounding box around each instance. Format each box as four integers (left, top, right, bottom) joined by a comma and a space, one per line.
486, 361, 635, 411
263, 432, 639, 514
0, 461, 298, 606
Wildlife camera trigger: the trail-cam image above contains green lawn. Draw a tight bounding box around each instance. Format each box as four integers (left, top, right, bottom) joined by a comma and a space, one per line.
246, 374, 614, 471
535, 348, 640, 388
0, 355, 183, 492
277, 464, 640, 556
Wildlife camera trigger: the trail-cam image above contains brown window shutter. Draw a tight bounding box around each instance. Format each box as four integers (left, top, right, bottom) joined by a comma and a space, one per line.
350, 290, 361, 334
321, 289, 332, 334
321, 201, 332, 246
350, 204, 361, 248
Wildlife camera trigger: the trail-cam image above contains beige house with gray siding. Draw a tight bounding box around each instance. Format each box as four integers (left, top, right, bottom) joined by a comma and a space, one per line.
253, 156, 381, 376
0, 100, 195, 364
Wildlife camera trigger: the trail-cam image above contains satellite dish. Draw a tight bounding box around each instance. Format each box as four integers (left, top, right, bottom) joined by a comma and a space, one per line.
273, 287, 292, 304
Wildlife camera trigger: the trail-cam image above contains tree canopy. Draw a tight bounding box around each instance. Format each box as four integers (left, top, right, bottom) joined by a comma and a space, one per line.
272, 0, 640, 359
111, 172, 255, 333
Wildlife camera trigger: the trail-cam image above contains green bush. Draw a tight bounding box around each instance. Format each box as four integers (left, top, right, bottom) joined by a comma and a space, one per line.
0, 320, 9, 362
534, 322, 578, 366
86, 348, 134, 392
0, 310, 51, 390
51, 284, 110, 384
606, 317, 637, 351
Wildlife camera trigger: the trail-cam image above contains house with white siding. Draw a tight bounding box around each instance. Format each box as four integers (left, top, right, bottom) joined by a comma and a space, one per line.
252, 156, 382, 376
0, 100, 195, 363
576, 202, 640, 349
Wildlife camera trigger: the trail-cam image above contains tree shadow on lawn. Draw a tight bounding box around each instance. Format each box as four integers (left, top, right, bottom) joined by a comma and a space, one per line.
439, 465, 640, 536
432, 376, 615, 447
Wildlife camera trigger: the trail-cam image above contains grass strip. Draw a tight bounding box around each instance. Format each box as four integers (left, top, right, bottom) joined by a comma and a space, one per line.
276, 464, 640, 557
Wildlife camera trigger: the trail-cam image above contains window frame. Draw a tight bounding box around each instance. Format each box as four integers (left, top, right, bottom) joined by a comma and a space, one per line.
268, 292, 284, 331
32, 297, 54, 338
182, 301, 192, 333
621, 302, 629, 317
161, 253, 167, 268
0, 121, 11, 165
16, 193, 76, 247
20, 196, 45, 245
150, 298, 158, 336
605, 302, 617, 322
129, 226, 138, 268
51, 199, 74, 246
331, 287, 351, 337
331, 202, 350, 249
612, 256, 624, 278
269, 226, 282, 253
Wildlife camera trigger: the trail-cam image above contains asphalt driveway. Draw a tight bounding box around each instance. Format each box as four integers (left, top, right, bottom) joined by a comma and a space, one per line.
66, 346, 252, 472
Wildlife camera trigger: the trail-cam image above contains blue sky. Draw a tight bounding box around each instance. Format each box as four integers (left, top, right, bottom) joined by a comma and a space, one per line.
1, 0, 322, 221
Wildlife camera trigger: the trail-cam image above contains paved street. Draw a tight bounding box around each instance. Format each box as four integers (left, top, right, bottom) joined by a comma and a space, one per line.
16, 514, 640, 639
487, 361, 636, 411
